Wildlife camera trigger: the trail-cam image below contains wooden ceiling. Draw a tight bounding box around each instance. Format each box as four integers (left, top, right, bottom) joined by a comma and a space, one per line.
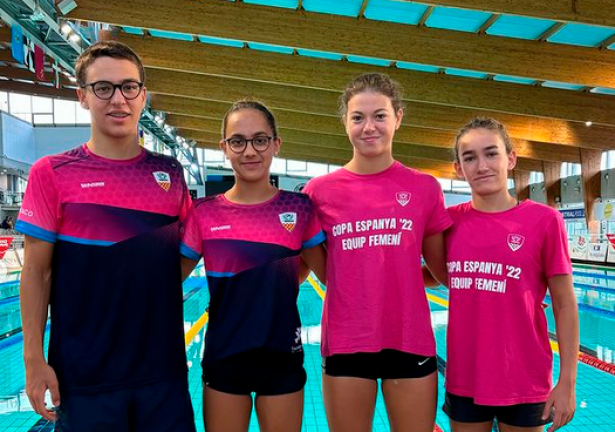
4, 0, 615, 179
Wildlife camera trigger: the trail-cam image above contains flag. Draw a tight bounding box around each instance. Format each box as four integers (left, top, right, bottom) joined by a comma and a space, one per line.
51, 59, 62, 88
23, 38, 35, 73
34, 45, 45, 81
11, 25, 24, 63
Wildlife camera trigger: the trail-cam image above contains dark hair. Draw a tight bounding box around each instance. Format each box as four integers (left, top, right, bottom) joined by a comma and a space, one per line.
75, 40, 145, 87
221, 99, 278, 138
453, 117, 514, 162
339, 73, 404, 119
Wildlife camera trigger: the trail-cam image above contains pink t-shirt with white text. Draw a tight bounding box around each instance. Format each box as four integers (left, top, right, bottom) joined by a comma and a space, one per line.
304, 162, 452, 357
445, 200, 572, 405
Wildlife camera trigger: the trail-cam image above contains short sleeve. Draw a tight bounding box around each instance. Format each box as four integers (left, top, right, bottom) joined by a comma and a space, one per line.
302, 178, 317, 200
180, 205, 202, 261
15, 158, 61, 243
302, 197, 325, 249
542, 211, 572, 278
424, 177, 453, 238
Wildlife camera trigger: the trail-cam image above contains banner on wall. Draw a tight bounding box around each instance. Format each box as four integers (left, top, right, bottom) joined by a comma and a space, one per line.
587, 242, 608, 263
607, 235, 615, 263
0, 237, 14, 260
569, 235, 588, 260
560, 208, 585, 220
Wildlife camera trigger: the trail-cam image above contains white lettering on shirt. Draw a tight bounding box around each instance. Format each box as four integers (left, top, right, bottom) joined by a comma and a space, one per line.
80, 182, 105, 189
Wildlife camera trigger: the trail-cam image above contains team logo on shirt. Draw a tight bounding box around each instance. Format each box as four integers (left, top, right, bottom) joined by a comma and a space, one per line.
396, 191, 411, 207
152, 171, 171, 191
279, 212, 297, 232
507, 234, 525, 252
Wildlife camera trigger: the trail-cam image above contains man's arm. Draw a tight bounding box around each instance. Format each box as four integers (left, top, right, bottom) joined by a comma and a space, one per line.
300, 243, 326, 285
20, 235, 60, 421
181, 257, 198, 281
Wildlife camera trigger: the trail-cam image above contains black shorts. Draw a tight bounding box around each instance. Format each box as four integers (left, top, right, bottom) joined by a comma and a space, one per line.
55, 377, 196, 432
323, 349, 437, 380
202, 349, 306, 396
443, 392, 553, 427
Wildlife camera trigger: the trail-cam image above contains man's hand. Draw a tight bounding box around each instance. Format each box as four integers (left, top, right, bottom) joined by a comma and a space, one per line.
25, 359, 61, 421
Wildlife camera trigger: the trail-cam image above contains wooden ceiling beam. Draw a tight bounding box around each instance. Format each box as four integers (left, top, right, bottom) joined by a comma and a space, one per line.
0, 80, 77, 99
194, 139, 459, 179
143, 69, 588, 164
151, 94, 615, 151
400, 1, 615, 29
0, 25, 12, 43
0, 66, 73, 87
69, 0, 615, 88
166, 113, 577, 165
180, 128, 543, 172
123, 37, 615, 126
0, 48, 16, 62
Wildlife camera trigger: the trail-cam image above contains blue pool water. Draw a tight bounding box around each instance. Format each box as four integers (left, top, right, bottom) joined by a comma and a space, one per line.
0, 263, 614, 431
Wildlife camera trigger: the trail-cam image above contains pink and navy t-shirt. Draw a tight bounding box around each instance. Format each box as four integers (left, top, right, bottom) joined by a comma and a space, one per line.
180, 190, 325, 364
303, 161, 452, 357
445, 200, 572, 405
16, 144, 191, 394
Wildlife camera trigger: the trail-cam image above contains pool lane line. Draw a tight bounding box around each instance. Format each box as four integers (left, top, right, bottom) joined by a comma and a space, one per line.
573, 270, 615, 281
307, 275, 325, 300
184, 311, 208, 347
573, 262, 615, 272
573, 281, 615, 295
183, 275, 209, 346
428, 290, 615, 378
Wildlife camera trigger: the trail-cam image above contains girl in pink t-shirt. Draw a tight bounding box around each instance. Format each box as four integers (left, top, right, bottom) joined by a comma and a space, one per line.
304, 73, 451, 432
443, 118, 579, 432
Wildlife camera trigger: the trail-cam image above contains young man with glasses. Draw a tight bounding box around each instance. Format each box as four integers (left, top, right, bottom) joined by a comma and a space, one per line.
16, 41, 196, 432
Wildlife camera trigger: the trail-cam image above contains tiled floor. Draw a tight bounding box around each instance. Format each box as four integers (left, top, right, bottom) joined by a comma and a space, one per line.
1, 264, 614, 431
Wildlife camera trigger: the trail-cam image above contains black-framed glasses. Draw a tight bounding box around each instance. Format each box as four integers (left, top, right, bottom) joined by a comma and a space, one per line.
81, 80, 144, 100
224, 135, 275, 154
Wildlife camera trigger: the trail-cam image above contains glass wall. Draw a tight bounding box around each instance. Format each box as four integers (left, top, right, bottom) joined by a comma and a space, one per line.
529, 171, 544, 184
0, 91, 90, 126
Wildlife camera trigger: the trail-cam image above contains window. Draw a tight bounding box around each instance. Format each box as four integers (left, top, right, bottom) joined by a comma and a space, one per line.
9, 93, 32, 122
561, 162, 581, 177
0, 91, 9, 113
602, 151, 615, 170
76, 103, 91, 124
529, 171, 544, 184
286, 160, 307, 173
32, 96, 52, 113
53, 99, 76, 124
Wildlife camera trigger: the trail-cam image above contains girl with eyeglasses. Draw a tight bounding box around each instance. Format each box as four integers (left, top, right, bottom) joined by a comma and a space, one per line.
180, 100, 326, 432
303, 73, 451, 432
440, 118, 578, 432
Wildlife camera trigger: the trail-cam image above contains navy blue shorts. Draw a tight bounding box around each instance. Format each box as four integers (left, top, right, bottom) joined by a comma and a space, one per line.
202, 349, 306, 396
54, 377, 196, 432
323, 349, 437, 380
443, 392, 553, 427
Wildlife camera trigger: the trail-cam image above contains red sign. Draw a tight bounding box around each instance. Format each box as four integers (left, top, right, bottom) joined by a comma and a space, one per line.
0, 236, 13, 259
34, 44, 46, 81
